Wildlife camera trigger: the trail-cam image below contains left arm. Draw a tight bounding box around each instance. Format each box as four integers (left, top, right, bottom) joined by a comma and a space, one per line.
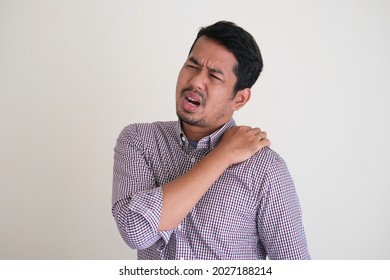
257, 155, 310, 260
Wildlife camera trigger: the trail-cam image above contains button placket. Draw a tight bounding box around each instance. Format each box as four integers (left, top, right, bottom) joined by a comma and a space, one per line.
175, 222, 188, 260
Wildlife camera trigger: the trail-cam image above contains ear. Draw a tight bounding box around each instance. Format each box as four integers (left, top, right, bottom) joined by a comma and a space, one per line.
233, 88, 251, 111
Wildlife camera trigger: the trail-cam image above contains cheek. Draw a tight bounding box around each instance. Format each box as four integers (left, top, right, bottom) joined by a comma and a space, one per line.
177, 67, 188, 83
176, 72, 186, 95
214, 95, 236, 112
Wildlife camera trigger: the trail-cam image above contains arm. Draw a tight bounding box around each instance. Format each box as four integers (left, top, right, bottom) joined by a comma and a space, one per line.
257, 154, 310, 260
158, 126, 270, 231
112, 125, 270, 249
112, 126, 168, 249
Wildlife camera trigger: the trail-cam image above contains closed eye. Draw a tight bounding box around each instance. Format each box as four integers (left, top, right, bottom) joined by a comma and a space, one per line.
210, 74, 223, 81
187, 64, 198, 69
187, 57, 200, 69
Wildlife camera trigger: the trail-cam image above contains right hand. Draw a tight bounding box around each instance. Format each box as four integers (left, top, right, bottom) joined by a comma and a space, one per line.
216, 126, 271, 165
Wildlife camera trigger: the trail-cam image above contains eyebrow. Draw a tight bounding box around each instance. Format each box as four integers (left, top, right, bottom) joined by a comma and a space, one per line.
188, 56, 225, 76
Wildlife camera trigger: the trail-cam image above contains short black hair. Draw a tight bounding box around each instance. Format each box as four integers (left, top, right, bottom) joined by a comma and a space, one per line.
189, 21, 263, 94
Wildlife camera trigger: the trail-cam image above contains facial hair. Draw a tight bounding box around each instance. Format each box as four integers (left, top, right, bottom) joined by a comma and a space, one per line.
176, 88, 206, 127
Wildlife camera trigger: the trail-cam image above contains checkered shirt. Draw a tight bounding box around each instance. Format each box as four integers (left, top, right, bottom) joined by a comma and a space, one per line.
112, 119, 310, 259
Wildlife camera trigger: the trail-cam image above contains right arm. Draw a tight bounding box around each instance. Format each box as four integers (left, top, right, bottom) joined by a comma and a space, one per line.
158, 126, 270, 231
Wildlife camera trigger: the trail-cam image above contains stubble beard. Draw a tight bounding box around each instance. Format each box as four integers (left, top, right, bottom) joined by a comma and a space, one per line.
176, 106, 204, 127
176, 88, 206, 127
176, 103, 230, 128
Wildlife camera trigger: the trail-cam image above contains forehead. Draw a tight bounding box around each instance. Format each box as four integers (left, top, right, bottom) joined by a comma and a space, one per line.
188, 36, 237, 73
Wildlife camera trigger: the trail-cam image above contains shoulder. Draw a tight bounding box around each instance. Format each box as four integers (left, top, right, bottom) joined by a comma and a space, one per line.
251, 146, 288, 172
117, 121, 177, 146
243, 146, 293, 186
252, 147, 296, 199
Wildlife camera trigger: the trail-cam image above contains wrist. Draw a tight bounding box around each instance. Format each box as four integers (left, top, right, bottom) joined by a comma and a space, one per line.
209, 146, 234, 168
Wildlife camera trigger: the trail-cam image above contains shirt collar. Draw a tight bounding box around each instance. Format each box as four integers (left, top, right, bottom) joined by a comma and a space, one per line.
176, 118, 236, 150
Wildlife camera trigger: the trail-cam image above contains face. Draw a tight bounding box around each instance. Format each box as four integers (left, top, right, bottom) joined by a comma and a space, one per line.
176, 36, 250, 136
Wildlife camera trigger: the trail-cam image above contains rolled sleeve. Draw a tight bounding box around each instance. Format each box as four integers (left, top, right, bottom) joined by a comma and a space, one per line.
128, 187, 173, 247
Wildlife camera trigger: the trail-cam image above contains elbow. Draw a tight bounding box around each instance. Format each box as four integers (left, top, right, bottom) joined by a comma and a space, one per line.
113, 208, 160, 250
120, 227, 157, 250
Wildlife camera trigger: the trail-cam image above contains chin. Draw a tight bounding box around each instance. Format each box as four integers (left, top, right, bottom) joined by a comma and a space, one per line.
176, 111, 203, 127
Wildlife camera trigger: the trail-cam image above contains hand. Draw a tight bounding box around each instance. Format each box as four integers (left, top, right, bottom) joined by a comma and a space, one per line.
216, 126, 270, 165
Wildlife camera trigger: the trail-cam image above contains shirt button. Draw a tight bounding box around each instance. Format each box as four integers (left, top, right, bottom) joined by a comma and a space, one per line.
190, 157, 196, 163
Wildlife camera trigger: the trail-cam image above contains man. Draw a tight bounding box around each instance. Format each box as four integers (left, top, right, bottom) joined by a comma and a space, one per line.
112, 21, 310, 260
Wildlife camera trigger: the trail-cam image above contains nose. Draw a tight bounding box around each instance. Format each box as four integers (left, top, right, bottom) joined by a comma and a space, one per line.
189, 69, 207, 91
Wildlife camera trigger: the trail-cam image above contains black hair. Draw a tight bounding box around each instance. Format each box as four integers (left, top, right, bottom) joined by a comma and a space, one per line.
189, 21, 263, 94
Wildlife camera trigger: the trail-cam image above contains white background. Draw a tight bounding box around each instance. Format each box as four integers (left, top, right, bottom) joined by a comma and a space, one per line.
1, 0, 389, 260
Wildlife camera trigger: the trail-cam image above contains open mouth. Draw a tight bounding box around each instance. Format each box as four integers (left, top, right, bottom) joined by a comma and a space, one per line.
186, 96, 201, 106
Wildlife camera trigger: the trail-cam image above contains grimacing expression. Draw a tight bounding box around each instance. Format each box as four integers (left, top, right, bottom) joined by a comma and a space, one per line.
176, 36, 249, 131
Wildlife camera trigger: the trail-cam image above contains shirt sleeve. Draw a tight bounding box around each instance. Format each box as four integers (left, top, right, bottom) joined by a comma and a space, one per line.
257, 154, 310, 260
111, 125, 173, 250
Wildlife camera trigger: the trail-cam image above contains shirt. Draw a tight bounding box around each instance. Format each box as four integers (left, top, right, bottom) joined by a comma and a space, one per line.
112, 119, 310, 260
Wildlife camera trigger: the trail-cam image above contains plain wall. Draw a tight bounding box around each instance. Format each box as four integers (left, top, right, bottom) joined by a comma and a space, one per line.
1, 0, 389, 259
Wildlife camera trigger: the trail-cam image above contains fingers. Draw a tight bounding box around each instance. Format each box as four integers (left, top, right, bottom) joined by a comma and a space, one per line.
260, 137, 271, 148
225, 125, 270, 144
239, 126, 270, 146
244, 127, 267, 141
218, 125, 271, 165
254, 129, 266, 140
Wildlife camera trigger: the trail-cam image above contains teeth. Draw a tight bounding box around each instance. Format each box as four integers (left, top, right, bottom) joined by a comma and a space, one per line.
187, 97, 199, 105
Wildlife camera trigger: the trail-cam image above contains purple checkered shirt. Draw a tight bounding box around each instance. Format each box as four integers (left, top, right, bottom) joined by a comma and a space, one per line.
112, 119, 310, 259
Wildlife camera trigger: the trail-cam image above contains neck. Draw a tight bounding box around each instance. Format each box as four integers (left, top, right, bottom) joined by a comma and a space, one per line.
181, 122, 223, 141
